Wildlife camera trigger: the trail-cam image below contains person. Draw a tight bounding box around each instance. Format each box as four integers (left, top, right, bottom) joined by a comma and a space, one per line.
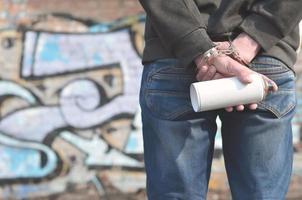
138, 0, 302, 199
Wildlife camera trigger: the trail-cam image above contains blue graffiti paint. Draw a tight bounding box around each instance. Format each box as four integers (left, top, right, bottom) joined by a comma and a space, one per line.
92, 53, 103, 64
124, 132, 143, 154
89, 24, 110, 33
39, 37, 68, 63
0, 145, 40, 177
0, 133, 58, 179
127, 136, 137, 150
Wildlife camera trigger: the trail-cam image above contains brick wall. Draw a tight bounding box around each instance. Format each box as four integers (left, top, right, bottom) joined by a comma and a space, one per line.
27, 0, 143, 21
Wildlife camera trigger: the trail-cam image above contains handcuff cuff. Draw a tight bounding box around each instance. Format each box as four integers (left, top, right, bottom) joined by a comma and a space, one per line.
202, 41, 250, 67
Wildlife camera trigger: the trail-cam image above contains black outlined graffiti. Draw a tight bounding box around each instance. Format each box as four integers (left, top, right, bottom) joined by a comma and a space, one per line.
0, 13, 147, 198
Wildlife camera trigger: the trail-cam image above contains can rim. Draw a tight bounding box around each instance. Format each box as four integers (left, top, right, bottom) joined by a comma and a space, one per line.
190, 83, 201, 112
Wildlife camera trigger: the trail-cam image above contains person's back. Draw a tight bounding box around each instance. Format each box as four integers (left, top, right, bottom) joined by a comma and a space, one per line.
141, 0, 300, 70
138, 0, 302, 199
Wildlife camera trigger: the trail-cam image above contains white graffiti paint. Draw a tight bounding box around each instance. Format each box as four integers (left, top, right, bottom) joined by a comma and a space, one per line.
21, 30, 143, 129
0, 106, 65, 141
60, 79, 140, 128
22, 31, 38, 78
59, 130, 143, 167
0, 29, 145, 181
0, 81, 37, 105
0, 14, 146, 198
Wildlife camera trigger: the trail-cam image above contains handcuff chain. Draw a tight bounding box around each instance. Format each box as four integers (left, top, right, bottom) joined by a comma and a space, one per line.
203, 41, 249, 66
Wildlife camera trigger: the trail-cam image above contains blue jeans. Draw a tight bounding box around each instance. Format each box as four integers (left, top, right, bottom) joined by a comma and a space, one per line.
139, 56, 296, 200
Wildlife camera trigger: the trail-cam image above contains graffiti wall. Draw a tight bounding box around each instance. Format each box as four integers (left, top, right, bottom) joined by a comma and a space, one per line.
0, 8, 149, 198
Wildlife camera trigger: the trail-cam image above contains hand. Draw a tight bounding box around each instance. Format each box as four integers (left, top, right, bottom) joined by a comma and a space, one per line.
194, 53, 260, 111
195, 32, 261, 82
194, 34, 278, 112
195, 55, 278, 111
195, 50, 255, 83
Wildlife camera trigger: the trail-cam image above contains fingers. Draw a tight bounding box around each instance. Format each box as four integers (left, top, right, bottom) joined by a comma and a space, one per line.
212, 56, 254, 84
226, 59, 254, 83
236, 105, 244, 111
213, 72, 225, 80
225, 103, 258, 112
248, 103, 258, 110
196, 52, 254, 83
195, 65, 208, 81
196, 64, 218, 81
225, 107, 233, 112
225, 105, 244, 112
202, 65, 216, 81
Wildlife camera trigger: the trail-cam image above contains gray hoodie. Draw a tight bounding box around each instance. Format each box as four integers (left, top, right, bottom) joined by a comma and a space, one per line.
139, 0, 302, 70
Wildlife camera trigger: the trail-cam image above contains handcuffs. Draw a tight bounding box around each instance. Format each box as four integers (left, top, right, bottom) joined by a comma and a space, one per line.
202, 41, 250, 66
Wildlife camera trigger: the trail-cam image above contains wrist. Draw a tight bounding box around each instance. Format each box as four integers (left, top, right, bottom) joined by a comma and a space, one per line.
232, 32, 261, 63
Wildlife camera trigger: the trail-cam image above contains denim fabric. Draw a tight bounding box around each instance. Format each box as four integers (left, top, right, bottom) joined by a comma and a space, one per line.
139, 56, 297, 200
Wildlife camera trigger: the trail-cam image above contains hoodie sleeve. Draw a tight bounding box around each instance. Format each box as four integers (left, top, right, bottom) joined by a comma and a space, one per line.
138, 0, 215, 66
239, 0, 302, 51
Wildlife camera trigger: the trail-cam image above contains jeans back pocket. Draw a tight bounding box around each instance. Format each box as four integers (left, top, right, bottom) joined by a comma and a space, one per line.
141, 59, 196, 120
249, 56, 296, 118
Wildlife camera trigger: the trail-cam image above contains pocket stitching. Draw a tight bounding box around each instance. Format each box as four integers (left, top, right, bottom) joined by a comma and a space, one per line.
144, 89, 192, 120
250, 56, 293, 75
258, 101, 296, 118
258, 87, 296, 118
151, 74, 194, 81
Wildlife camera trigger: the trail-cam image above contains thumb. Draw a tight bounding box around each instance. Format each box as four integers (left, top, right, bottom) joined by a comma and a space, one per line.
261, 74, 278, 92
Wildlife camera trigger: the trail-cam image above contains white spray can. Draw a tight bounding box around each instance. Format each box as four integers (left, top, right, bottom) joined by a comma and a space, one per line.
190, 74, 272, 112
